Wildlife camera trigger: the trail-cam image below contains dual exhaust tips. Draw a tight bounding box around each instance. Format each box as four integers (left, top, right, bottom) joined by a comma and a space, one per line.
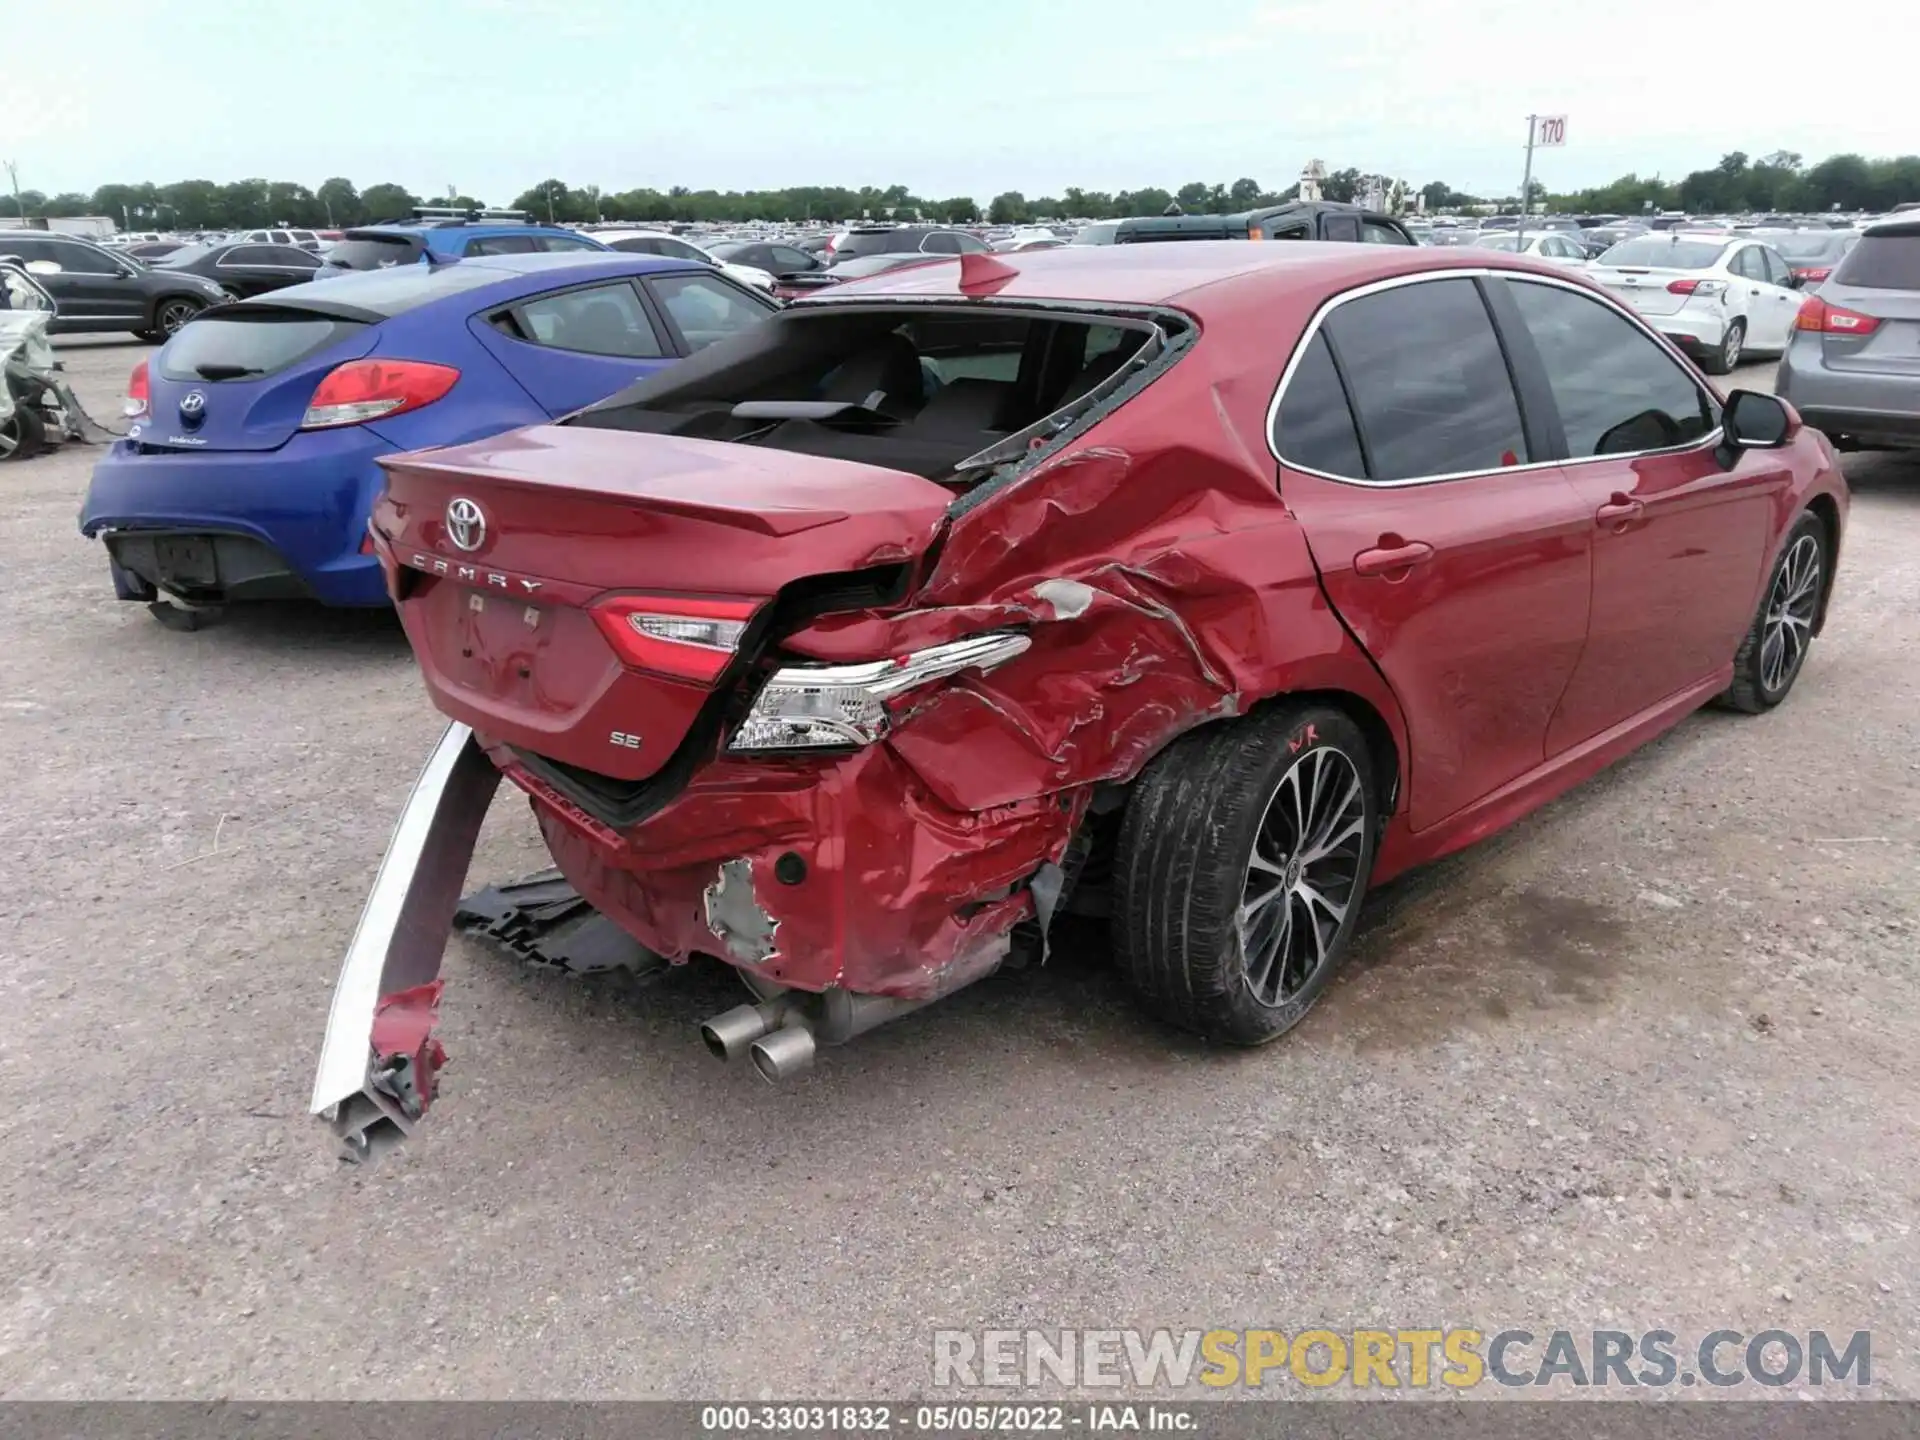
701, 1002, 816, 1082
699, 986, 934, 1082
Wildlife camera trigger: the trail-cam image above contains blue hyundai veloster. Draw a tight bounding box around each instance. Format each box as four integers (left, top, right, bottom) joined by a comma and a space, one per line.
80, 251, 777, 614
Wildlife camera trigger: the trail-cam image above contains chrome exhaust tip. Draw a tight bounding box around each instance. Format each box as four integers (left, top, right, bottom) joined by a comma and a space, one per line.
748, 1024, 816, 1083
700, 1003, 775, 1061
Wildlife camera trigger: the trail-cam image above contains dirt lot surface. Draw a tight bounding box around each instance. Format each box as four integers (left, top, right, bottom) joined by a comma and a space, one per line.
2, 337, 1916, 1400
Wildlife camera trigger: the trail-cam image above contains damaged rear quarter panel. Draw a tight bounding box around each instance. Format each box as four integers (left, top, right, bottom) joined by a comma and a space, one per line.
780, 324, 1408, 816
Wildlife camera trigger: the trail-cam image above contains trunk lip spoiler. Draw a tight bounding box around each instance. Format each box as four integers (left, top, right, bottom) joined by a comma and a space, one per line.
310, 721, 499, 1159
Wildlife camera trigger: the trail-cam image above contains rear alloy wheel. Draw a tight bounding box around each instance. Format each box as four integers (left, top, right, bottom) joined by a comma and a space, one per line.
1114, 704, 1378, 1045
1701, 318, 1745, 375
1720, 512, 1825, 713
155, 298, 203, 336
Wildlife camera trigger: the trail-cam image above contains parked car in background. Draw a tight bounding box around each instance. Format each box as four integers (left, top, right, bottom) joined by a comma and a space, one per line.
149, 241, 322, 299
592, 230, 776, 291
1578, 222, 1648, 258
313, 241, 1846, 1151
224, 227, 325, 251
1757, 228, 1861, 287
827, 226, 993, 264
1470, 231, 1590, 265
314, 211, 607, 278
708, 239, 827, 280
121, 241, 193, 264
79, 253, 777, 617
781, 252, 949, 294
0, 229, 227, 339
1589, 231, 1803, 373
1776, 218, 1920, 451
1106, 201, 1414, 245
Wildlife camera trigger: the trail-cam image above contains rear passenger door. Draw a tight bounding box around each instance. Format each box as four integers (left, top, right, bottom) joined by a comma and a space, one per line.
1270, 275, 1593, 832
1490, 275, 1780, 749
474, 278, 675, 415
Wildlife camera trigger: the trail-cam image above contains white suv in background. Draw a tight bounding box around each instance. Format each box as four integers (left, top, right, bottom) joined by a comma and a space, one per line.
1587, 231, 1803, 373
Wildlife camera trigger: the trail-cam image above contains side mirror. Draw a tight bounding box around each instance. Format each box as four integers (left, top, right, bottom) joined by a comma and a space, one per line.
1719, 389, 1795, 466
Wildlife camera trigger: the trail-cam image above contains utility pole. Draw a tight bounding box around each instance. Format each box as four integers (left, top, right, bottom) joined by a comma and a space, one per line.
2, 160, 20, 220
1518, 115, 1536, 249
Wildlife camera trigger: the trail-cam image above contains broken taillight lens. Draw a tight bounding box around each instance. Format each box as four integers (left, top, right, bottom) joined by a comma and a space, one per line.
590, 595, 760, 683
729, 632, 1032, 752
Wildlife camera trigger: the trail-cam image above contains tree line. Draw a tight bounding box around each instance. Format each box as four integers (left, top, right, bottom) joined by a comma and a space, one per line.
3, 151, 1914, 231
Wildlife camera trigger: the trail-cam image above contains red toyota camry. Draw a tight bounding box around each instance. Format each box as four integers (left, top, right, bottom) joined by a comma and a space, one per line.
313, 242, 1846, 1156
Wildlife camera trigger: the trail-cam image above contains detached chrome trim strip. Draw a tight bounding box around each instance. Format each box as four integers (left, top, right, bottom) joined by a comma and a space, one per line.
1263, 265, 1725, 489
309, 721, 500, 1159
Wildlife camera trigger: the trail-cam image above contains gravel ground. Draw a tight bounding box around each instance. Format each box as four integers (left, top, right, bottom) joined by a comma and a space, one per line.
1, 337, 1916, 1401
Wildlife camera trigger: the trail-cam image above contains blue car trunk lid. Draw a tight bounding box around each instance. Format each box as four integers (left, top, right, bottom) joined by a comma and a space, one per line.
142, 307, 378, 452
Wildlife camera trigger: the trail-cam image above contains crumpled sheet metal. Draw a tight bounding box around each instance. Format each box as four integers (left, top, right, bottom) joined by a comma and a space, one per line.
514, 325, 1405, 1000
520, 740, 1080, 999
0, 306, 116, 442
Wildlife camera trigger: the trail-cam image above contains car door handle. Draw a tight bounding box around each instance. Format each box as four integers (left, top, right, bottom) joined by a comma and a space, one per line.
1353, 540, 1434, 576
1596, 496, 1644, 528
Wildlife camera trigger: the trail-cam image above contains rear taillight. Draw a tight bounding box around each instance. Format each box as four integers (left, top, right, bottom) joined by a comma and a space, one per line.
1796, 267, 1832, 283
300, 359, 459, 430
590, 595, 761, 683
124, 359, 150, 419
1796, 296, 1881, 335
1666, 278, 1727, 297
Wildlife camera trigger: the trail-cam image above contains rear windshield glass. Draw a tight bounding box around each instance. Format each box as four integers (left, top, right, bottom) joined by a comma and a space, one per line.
1072, 223, 1120, 245
326, 235, 423, 270
1764, 231, 1852, 261
1600, 237, 1727, 269
833, 231, 899, 259
156, 313, 366, 381
154, 243, 216, 268
1833, 232, 1920, 290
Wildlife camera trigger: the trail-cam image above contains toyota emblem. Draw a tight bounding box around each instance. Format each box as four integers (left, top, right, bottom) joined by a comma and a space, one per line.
445, 496, 486, 552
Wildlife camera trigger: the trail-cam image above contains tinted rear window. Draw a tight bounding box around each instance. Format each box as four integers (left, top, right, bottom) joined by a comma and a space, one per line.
156, 313, 366, 381
326, 235, 423, 270
1600, 237, 1727, 269
833, 232, 898, 259
1766, 231, 1852, 262
1833, 232, 1920, 290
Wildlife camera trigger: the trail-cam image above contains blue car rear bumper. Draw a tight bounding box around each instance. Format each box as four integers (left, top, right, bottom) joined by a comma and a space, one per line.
79, 430, 395, 607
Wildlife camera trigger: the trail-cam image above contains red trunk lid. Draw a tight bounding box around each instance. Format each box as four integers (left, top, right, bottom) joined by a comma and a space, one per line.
374, 425, 955, 781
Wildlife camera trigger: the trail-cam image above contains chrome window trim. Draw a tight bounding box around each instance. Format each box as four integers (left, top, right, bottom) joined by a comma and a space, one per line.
1264, 265, 1724, 489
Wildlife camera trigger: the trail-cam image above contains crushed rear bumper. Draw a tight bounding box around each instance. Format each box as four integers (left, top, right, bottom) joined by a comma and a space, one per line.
309, 723, 499, 1161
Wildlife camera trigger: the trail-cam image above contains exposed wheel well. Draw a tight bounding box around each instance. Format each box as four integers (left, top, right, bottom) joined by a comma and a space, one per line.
1119, 688, 1403, 819
1803, 493, 1841, 633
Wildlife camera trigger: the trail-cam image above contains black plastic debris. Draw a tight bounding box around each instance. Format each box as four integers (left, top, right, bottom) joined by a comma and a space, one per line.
454, 868, 670, 977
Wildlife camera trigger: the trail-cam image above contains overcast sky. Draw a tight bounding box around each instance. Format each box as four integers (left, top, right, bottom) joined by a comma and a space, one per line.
9, 0, 1915, 203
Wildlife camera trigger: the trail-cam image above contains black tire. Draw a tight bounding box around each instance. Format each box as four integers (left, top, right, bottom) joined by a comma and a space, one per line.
1113, 703, 1379, 1046
1699, 318, 1745, 375
1720, 512, 1826, 713
0, 403, 45, 461
153, 297, 204, 336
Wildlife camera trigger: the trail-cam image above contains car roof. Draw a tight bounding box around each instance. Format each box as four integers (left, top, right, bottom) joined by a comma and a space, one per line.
236, 251, 707, 318
798, 241, 1579, 315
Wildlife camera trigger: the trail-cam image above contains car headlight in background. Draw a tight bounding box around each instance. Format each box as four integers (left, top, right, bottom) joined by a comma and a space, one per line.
729, 632, 1031, 752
